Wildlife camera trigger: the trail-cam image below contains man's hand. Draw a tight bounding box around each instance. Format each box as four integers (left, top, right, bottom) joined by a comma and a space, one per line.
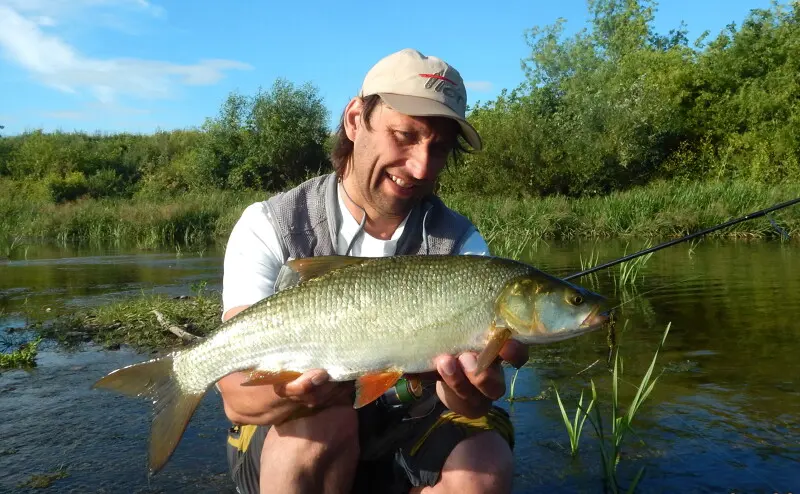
428, 339, 530, 419
273, 369, 354, 409
498, 339, 530, 369
217, 368, 353, 426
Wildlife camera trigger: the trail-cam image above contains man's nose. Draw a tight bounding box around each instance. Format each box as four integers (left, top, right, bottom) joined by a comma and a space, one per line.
406, 145, 433, 180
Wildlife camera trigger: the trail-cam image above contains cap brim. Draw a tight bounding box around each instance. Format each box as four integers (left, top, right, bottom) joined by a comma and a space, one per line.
377, 93, 482, 151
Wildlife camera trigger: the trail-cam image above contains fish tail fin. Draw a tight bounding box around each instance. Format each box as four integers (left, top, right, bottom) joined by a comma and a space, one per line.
92, 355, 205, 475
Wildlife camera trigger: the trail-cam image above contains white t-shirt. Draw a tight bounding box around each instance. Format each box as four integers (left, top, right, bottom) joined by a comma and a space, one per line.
221, 184, 490, 316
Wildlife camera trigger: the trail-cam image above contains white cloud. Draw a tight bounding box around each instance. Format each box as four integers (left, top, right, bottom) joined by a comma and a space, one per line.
131, 0, 166, 18
1, 0, 165, 21
465, 81, 494, 92
32, 16, 56, 26
0, 2, 251, 105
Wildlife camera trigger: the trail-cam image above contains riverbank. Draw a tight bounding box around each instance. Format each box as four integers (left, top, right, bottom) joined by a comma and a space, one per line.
2, 178, 798, 257
446, 179, 800, 252
20, 287, 223, 353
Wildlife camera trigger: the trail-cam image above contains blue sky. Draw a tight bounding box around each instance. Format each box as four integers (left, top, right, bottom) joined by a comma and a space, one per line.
0, 0, 778, 136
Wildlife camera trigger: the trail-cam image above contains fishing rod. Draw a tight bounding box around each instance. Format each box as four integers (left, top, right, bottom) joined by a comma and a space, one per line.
564, 196, 800, 281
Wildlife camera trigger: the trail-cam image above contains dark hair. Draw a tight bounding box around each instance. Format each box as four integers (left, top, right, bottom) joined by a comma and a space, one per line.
330, 94, 382, 178
329, 95, 470, 179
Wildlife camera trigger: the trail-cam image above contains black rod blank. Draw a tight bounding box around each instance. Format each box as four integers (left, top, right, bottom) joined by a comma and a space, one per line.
563, 196, 800, 281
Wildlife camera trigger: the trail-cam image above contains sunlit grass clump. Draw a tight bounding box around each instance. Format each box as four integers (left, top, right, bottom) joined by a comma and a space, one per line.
550, 323, 671, 493
25, 282, 222, 351
0, 335, 42, 370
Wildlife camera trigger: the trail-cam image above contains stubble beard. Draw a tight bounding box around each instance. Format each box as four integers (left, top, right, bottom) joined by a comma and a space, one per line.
366, 168, 414, 221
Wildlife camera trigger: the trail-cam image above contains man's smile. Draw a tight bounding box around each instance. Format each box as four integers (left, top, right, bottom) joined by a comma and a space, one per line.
388, 173, 414, 189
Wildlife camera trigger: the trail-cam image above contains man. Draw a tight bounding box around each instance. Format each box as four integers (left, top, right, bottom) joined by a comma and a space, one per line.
217, 48, 529, 494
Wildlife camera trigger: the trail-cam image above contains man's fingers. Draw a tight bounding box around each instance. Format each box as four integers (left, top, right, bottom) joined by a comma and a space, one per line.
277, 370, 331, 398
435, 355, 467, 400
499, 339, 529, 369
455, 353, 506, 401
274, 370, 356, 408
436, 354, 488, 404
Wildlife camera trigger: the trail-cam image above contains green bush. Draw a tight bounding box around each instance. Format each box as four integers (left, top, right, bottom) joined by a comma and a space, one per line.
47, 171, 89, 203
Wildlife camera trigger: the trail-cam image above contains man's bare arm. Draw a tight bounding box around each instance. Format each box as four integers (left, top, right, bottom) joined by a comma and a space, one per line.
216, 305, 353, 426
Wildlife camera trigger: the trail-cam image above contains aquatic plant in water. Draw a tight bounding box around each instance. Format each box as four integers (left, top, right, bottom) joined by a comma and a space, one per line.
549, 322, 670, 492
0, 335, 41, 370
613, 241, 654, 291
553, 380, 596, 457
589, 322, 671, 493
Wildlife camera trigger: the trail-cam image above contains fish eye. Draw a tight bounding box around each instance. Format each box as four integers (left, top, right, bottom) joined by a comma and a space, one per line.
568, 294, 584, 306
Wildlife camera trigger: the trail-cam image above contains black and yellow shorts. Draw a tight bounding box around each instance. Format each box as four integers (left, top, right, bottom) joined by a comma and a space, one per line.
225, 399, 514, 494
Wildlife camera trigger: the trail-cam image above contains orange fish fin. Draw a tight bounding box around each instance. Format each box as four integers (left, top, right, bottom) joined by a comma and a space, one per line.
240, 370, 302, 386
354, 370, 403, 408
475, 324, 512, 375
287, 255, 372, 282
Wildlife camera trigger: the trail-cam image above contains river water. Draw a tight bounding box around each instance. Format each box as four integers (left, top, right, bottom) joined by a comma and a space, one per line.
0, 239, 798, 493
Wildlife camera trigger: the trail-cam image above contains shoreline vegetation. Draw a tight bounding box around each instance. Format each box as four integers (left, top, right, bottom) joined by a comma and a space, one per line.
3, 2, 800, 255
1, 178, 798, 258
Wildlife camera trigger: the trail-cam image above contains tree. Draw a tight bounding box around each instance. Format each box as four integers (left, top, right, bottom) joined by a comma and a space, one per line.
198, 79, 331, 191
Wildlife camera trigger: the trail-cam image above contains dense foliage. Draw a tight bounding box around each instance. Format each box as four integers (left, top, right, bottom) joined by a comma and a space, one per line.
1, 1, 798, 245
0, 78, 330, 203
440, 0, 800, 197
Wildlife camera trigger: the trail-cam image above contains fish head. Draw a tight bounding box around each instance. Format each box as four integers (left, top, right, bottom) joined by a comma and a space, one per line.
495, 274, 609, 344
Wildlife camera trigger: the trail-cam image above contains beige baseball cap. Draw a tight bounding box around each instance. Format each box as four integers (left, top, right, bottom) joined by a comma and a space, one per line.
358, 48, 482, 150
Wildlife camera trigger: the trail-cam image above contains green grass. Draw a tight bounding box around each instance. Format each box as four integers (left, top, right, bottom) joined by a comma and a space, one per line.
508, 367, 521, 402
17, 466, 69, 489
445, 179, 800, 248
590, 322, 671, 493
2, 178, 799, 253
612, 242, 655, 291
0, 335, 41, 370
26, 283, 222, 352
553, 380, 596, 456
0, 179, 263, 251
547, 322, 671, 492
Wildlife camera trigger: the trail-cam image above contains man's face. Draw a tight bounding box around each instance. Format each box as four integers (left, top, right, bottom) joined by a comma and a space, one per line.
344, 99, 459, 220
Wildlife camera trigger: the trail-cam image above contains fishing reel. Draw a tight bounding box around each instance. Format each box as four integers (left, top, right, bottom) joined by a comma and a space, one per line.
378, 377, 424, 408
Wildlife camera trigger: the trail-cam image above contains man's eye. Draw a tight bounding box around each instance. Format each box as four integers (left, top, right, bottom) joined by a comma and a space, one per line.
395, 130, 413, 141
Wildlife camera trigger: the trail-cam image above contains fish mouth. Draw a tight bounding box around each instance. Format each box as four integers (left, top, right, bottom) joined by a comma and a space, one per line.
580, 306, 611, 330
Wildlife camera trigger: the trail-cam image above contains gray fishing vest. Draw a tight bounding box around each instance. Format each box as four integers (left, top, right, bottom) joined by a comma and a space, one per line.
263, 172, 479, 445
264, 172, 478, 264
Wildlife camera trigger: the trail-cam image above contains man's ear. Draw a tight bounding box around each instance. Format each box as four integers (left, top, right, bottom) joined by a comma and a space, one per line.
344, 97, 363, 142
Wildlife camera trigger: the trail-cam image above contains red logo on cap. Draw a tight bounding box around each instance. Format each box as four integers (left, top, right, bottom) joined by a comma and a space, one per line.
419, 72, 457, 86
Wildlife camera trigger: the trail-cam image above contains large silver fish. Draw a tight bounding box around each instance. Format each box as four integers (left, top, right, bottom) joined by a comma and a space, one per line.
93, 254, 609, 474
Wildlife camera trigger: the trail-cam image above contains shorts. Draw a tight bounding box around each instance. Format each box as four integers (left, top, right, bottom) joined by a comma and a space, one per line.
225, 398, 514, 494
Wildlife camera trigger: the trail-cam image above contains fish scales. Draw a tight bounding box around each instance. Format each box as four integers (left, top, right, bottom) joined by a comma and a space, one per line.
173, 256, 531, 393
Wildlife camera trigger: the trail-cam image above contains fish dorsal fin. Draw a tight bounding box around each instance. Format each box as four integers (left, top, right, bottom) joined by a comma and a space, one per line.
287, 255, 373, 283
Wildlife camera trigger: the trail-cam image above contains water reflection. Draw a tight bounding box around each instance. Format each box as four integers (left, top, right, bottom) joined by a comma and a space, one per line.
0, 244, 224, 316
0, 239, 798, 492
508, 237, 799, 492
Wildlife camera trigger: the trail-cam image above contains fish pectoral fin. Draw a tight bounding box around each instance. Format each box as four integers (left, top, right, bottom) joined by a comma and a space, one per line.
240, 370, 303, 386
287, 255, 373, 282
354, 370, 403, 408
475, 324, 513, 375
